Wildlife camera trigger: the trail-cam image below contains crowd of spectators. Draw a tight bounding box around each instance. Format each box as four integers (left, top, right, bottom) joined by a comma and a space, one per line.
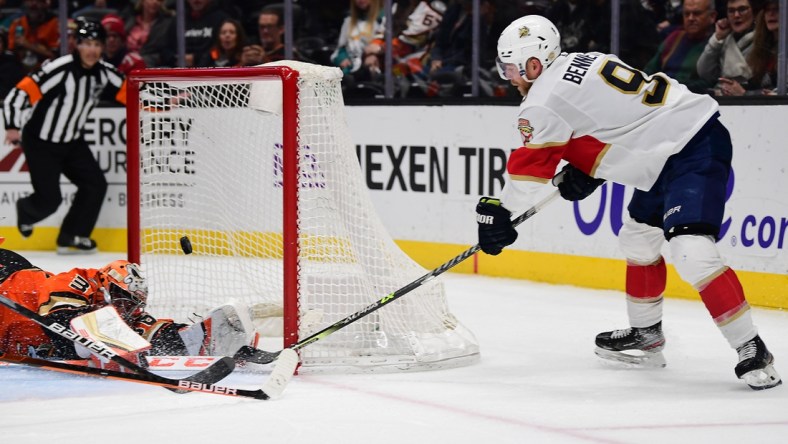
0, 0, 784, 101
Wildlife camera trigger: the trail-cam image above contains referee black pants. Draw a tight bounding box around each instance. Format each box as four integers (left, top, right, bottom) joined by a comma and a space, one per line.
18, 133, 107, 239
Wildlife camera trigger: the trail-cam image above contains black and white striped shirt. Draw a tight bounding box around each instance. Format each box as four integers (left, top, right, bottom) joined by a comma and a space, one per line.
3, 52, 126, 144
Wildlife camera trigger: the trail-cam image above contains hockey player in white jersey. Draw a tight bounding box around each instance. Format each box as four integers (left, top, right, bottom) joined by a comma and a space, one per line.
476, 15, 781, 390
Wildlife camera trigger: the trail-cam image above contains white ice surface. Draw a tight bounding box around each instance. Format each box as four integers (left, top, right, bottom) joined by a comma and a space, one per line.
1, 251, 786, 444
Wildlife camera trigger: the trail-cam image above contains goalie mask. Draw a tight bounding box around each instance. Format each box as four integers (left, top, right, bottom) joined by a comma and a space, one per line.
98, 260, 148, 322
496, 15, 561, 81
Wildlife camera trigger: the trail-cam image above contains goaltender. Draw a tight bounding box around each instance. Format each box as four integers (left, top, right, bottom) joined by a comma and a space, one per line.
0, 248, 256, 362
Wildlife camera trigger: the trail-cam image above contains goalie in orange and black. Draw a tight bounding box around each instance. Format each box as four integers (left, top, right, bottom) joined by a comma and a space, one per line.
0, 248, 187, 361
2, 20, 126, 254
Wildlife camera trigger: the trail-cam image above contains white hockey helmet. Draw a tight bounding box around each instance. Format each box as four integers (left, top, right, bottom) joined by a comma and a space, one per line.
496, 15, 561, 81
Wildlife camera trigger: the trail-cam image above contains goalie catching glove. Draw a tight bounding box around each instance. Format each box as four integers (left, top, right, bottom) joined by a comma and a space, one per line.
552, 164, 605, 201
476, 197, 518, 255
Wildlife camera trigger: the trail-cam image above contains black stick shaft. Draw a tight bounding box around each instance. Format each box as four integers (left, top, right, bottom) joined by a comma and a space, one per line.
0, 355, 270, 399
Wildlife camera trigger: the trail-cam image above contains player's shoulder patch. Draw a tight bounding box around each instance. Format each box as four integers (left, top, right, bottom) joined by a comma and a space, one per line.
518, 118, 534, 143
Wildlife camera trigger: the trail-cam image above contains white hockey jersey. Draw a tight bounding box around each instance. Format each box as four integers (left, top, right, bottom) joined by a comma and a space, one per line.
505, 52, 719, 193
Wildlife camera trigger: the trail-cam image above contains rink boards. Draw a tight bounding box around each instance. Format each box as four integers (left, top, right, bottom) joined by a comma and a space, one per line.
0, 103, 785, 308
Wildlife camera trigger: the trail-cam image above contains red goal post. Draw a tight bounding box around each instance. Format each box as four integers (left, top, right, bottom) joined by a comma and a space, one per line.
125, 62, 479, 372
127, 65, 301, 349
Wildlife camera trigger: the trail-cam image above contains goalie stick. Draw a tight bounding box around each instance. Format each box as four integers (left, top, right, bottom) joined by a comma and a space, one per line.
0, 349, 299, 400
233, 190, 561, 365
0, 292, 235, 392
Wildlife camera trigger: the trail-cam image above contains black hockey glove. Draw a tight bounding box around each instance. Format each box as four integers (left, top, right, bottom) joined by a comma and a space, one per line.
552, 164, 605, 201
476, 197, 518, 255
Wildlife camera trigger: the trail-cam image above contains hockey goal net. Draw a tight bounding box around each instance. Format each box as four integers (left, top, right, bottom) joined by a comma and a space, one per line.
126, 61, 479, 372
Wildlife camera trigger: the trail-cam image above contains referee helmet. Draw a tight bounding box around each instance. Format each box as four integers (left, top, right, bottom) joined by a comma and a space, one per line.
76, 20, 107, 44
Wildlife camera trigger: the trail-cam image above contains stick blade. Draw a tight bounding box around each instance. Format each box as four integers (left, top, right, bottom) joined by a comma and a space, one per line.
164, 356, 236, 393
261, 349, 298, 398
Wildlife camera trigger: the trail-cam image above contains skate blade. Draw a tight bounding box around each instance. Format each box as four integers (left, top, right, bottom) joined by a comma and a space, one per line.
594, 347, 666, 368
741, 364, 782, 390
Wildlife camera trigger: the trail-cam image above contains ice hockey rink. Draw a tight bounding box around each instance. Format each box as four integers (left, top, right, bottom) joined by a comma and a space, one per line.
1, 251, 786, 444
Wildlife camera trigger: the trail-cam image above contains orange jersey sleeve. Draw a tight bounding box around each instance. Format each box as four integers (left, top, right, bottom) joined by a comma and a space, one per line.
0, 268, 106, 358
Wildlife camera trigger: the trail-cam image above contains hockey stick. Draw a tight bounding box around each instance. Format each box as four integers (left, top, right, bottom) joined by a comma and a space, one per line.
0, 349, 299, 400
234, 190, 561, 365
0, 292, 234, 392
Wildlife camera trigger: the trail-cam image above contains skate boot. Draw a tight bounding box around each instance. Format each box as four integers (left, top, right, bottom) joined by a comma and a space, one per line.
56, 235, 97, 255
594, 321, 666, 368
735, 335, 782, 390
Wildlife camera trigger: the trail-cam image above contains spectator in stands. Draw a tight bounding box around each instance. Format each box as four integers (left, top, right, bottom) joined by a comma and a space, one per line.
101, 13, 145, 75
240, 5, 294, 66
0, 28, 26, 100
720, 0, 781, 95
296, 0, 348, 46
643, 0, 717, 94
0, 1, 24, 33
696, 0, 756, 94
125, 0, 173, 67
369, 0, 446, 80
199, 18, 245, 67
71, 1, 127, 19
7, 0, 59, 72
642, 0, 685, 36
168, 0, 228, 67
546, 0, 611, 54
331, 0, 386, 79
426, 0, 494, 96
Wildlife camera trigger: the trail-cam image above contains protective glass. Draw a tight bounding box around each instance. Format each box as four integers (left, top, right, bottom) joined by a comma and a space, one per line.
496, 57, 522, 81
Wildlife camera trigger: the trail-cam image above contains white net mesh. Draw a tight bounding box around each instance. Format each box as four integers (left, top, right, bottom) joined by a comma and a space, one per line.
131, 62, 479, 372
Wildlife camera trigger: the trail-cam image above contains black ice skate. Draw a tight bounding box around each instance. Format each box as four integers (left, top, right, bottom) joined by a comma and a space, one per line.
56, 235, 97, 255
735, 335, 782, 390
594, 322, 666, 368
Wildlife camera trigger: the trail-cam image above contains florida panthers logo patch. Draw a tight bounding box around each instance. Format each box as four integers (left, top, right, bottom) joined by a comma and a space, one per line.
518, 118, 533, 143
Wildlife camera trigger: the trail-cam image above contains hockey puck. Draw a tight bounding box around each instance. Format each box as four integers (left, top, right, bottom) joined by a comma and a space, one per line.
180, 236, 193, 254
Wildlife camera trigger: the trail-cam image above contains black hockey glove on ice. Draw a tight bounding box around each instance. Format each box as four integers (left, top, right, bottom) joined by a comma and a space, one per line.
553, 164, 605, 201
476, 197, 518, 255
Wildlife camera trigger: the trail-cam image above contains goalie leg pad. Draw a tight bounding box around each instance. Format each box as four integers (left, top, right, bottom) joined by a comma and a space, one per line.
201, 303, 258, 356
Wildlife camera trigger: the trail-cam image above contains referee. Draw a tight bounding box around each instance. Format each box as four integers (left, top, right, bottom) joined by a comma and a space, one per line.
3, 20, 126, 254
